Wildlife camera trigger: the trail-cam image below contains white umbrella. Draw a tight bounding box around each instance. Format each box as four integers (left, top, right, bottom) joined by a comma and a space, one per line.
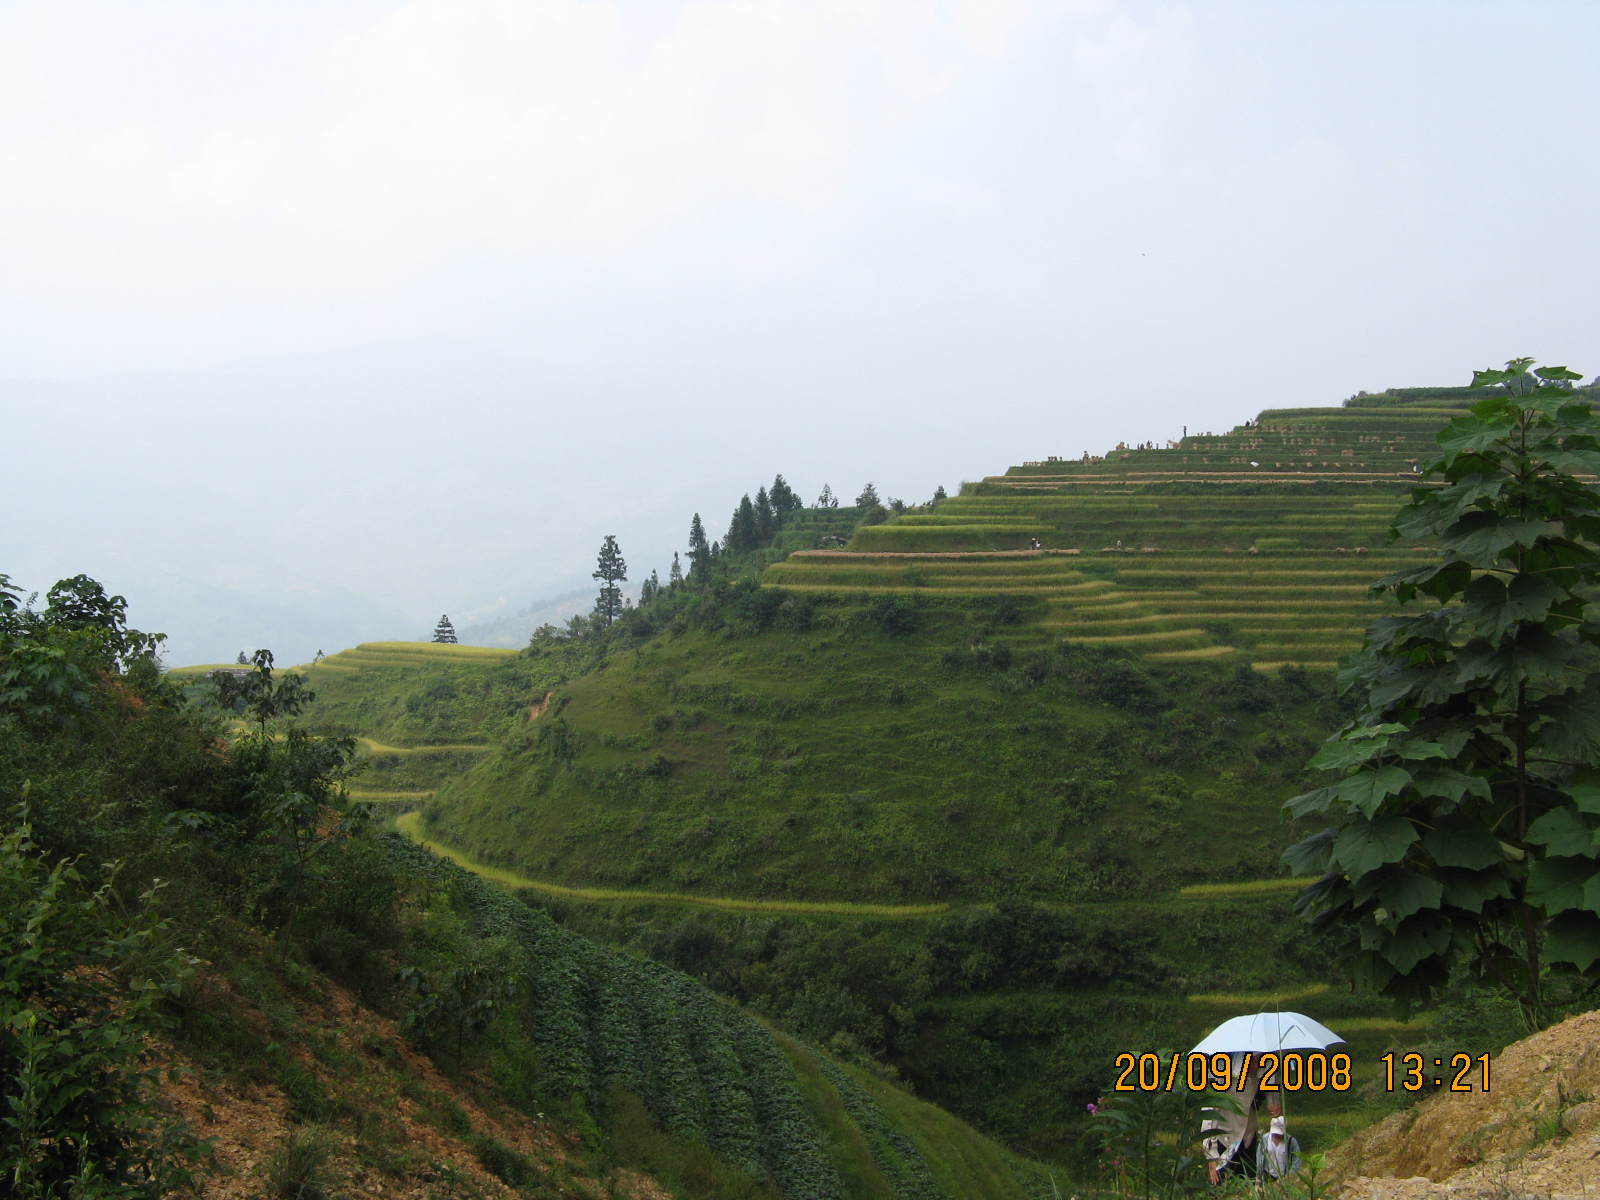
1190, 1012, 1344, 1056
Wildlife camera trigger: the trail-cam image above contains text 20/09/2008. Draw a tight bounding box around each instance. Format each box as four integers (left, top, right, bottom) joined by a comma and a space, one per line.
1110, 1052, 1490, 1094
1113, 1052, 1353, 1093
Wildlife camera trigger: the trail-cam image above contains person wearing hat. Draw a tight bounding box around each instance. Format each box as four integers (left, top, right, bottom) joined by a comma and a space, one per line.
1257, 1112, 1302, 1179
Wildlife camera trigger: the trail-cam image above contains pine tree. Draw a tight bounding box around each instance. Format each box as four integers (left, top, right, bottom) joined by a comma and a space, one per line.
639, 569, 661, 605
771, 474, 800, 518
816, 483, 837, 508
432, 614, 457, 644
855, 482, 880, 507
932, 485, 947, 504
669, 552, 684, 585
754, 486, 774, 543
688, 514, 712, 581
592, 535, 627, 625
727, 495, 759, 554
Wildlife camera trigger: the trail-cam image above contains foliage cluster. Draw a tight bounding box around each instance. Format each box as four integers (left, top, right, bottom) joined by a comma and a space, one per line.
1285, 361, 1600, 1025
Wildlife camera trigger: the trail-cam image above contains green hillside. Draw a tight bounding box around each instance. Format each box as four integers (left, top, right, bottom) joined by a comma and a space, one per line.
24, 608, 1060, 1199
283, 386, 1562, 1170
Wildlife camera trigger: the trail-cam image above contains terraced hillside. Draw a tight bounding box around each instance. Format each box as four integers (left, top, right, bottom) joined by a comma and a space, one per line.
281, 642, 1424, 1165
249, 383, 1561, 1173
763, 392, 1496, 667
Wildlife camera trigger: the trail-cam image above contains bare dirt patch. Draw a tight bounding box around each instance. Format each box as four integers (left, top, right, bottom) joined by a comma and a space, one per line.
156, 972, 647, 1199
1334, 1009, 1600, 1200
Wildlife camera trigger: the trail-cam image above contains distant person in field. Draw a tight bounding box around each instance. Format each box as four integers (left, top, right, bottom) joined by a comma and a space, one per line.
1029, 537, 1042, 550
1258, 1112, 1301, 1180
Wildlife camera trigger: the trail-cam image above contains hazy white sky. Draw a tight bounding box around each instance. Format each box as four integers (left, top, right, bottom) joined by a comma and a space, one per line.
3, 1, 1597, 662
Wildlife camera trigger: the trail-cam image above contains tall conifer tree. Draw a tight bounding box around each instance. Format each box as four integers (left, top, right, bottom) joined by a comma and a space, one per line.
688, 514, 712, 581
592, 535, 627, 625
755, 486, 774, 542
770, 474, 799, 517
727, 495, 758, 554
432, 614, 457, 644
669, 552, 684, 585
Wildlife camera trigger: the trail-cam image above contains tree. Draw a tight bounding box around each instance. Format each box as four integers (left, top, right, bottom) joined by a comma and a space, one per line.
639, 569, 661, 605
754, 486, 774, 542
1283, 358, 1600, 1025
816, 484, 838, 508
933, 485, 948, 504
726, 495, 759, 555
212, 649, 314, 737
432, 614, 457, 644
592, 535, 627, 625
855, 482, 880, 507
688, 514, 712, 581
770, 474, 801, 519
669, 552, 684, 586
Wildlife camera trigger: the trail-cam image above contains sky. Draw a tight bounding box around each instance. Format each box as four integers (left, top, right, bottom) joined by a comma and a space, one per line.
3, 0, 1597, 664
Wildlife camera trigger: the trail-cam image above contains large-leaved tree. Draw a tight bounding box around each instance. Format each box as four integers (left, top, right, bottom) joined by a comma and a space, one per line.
1284, 359, 1600, 1025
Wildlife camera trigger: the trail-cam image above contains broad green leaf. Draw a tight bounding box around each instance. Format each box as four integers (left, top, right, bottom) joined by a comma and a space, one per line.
1525, 807, 1600, 857
1463, 572, 1563, 643
1333, 816, 1418, 879
1370, 664, 1464, 712
1394, 741, 1450, 762
1535, 365, 1584, 382
1525, 854, 1595, 913
1437, 866, 1512, 913
1437, 415, 1507, 461
1543, 910, 1600, 972
1351, 867, 1443, 923
1285, 786, 1339, 819
1438, 473, 1507, 509
1411, 766, 1491, 805
1335, 765, 1412, 817
1456, 627, 1572, 692
1423, 815, 1505, 869
1444, 511, 1559, 561
1292, 873, 1350, 919
1568, 768, 1600, 815
1531, 686, 1600, 762
1470, 369, 1516, 389
1381, 910, 1452, 973
1309, 737, 1386, 772
1282, 828, 1335, 875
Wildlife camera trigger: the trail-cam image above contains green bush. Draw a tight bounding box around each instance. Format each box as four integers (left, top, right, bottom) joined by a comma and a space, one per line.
0, 828, 197, 1198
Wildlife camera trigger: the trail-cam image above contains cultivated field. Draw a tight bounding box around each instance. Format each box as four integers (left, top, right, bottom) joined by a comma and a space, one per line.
764, 392, 1469, 664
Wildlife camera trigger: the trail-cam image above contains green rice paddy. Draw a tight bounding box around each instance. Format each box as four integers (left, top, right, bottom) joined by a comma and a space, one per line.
763, 394, 1463, 663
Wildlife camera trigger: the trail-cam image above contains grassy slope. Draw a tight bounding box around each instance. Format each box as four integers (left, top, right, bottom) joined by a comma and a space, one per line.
425, 624, 1336, 903
166, 662, 1052, 1199
288, 391, 1519, 1169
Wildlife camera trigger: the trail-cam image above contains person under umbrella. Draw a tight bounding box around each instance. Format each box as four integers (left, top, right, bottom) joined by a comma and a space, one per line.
1189, 1013, 1343, 1186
